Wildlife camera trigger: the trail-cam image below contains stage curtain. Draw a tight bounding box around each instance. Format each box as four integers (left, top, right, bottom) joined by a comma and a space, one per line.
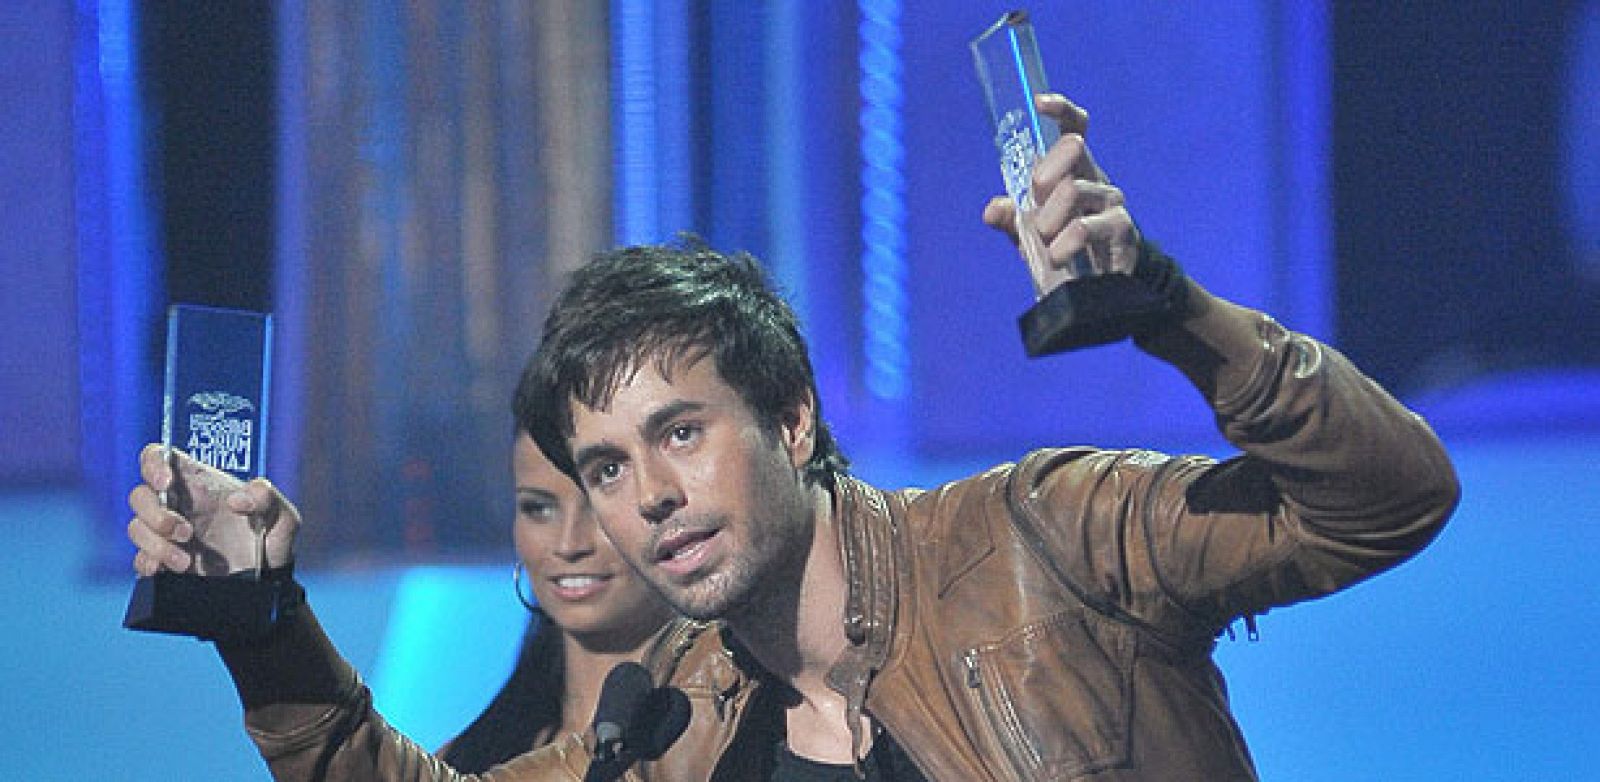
279, 0, 612, 562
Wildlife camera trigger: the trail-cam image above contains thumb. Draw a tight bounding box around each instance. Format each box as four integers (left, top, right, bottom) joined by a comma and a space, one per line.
226, 478, 295, 527
227, 478, 298, 568
1036, 93, 1089, 136
138, 443, 174, 492
982, 196, 1022, 245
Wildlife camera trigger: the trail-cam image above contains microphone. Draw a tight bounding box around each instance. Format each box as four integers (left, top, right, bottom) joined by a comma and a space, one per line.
633, 683, 691, 761
591, 662, 653, 765
583, 662, 692, 782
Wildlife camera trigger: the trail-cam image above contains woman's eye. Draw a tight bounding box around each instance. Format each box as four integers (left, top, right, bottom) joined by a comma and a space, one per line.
518, 499, 556, 519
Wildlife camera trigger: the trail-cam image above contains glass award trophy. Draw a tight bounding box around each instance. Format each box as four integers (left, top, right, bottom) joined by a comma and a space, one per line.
971, 11, 1172, 355
123, 304, 286, 641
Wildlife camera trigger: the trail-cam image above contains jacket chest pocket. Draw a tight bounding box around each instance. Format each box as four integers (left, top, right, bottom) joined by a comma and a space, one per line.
957, 610, 1134, 781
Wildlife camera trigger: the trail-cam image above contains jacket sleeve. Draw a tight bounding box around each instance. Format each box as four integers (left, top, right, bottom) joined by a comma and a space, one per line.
1010, 280, 1460, 642
216, 605, 587, 782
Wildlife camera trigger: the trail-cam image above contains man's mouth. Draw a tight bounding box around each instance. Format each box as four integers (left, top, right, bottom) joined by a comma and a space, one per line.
654, 527, 719, 574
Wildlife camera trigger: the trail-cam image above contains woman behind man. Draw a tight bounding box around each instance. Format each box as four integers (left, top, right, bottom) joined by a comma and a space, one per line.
441, 431, 675, 771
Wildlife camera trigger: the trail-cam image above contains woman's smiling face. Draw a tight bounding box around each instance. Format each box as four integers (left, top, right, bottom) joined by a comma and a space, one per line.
512, 432, 672, 650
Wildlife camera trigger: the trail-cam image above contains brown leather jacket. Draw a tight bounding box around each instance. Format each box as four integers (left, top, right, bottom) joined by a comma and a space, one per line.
226, 292, 1458, 781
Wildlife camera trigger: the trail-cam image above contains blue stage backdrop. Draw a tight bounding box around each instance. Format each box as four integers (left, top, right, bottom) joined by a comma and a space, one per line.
0, 0, 81, 485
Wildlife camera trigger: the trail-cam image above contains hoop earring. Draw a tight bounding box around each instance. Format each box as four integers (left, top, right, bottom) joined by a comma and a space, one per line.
512, 562, 538, 613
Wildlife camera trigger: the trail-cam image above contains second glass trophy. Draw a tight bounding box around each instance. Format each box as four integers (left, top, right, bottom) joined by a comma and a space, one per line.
123, 304, 287, 641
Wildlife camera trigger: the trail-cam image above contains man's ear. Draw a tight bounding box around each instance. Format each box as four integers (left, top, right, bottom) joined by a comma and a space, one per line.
780, 393, 817, 468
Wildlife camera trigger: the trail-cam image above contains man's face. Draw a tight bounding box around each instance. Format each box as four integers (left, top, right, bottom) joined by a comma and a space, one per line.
567, 355, 816, 622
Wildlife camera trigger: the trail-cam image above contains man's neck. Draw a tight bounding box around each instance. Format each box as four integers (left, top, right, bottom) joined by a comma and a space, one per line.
728, 483, 863, 763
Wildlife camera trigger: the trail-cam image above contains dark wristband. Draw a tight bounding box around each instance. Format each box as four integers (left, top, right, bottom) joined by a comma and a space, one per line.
1128, 240, 1191, 330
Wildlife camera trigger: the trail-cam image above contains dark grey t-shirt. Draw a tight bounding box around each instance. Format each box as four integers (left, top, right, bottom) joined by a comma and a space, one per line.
767, 733, 929, 782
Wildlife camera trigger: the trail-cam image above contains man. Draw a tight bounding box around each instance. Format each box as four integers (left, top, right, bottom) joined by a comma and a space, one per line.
515, 94, 1459, 780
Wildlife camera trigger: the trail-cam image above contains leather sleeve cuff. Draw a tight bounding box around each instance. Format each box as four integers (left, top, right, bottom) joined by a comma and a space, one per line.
218, 595, 357, 712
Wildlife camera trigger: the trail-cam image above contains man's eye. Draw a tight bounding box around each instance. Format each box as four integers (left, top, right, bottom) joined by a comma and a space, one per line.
669, 424, 697, 444
590, 461, 623, 487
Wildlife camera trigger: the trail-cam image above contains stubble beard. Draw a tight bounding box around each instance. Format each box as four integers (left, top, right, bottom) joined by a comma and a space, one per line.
654, 516, 808, 623
666, 564, 749, 622
652, 477, 815, 626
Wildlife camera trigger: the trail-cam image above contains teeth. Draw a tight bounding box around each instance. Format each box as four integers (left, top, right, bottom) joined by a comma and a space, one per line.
554, 576, 601, 589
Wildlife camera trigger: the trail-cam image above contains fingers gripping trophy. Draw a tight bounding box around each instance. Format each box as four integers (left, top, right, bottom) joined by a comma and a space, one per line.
971, 10, 1187, 355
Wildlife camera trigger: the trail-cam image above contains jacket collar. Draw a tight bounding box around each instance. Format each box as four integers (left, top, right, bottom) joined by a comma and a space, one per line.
825, 474, 909, 762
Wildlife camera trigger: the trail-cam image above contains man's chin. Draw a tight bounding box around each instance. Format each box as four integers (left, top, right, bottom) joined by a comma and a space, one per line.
665, 589, 738, 621
658, 572, 752, 622
674, 602, 726, 622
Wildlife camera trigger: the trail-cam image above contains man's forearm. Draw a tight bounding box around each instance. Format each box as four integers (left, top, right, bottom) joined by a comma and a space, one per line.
1133, 278, 1272, 407
1140, 275, 1459, 535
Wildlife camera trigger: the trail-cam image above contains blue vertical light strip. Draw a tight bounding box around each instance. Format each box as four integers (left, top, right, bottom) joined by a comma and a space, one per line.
364, 0, 410, 487
705, 7, 767, 254
72, 0, 110, 504
858, 0, 907, 401
653, 0, 692, 240
1564, 2, 1600, 276
271, 0, 307, 501
765, 0, 807, 319
75, 0, 157, 570
611, 0, 659, 245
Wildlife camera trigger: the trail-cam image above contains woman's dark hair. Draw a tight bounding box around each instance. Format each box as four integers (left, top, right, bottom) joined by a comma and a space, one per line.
439, 611, 565, 772
516, 238, 848, 487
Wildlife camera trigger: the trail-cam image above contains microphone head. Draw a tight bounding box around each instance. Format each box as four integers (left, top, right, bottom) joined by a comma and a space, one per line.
592, 662, 653, 755
632, 685, 691, 761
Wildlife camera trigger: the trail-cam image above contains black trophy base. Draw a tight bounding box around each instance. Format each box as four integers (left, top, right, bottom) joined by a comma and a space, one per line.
1019, 273, 1173, 356
123, 572, 286, 643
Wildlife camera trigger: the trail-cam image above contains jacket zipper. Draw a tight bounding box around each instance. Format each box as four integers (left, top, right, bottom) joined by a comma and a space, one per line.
960, 647, 1042, 780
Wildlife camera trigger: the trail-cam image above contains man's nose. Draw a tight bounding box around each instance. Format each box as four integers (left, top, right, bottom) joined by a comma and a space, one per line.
636, 458, 685, 524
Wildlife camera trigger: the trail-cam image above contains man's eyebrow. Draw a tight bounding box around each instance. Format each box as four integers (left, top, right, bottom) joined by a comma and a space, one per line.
641, 400, 706, 440
571, 442, 627, 475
